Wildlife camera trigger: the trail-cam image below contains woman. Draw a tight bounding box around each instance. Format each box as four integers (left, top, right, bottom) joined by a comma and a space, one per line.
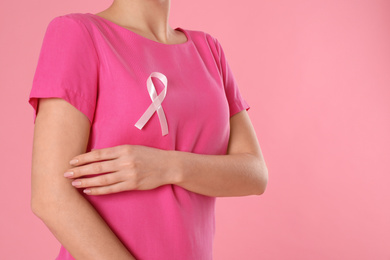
28, 0, 268, 259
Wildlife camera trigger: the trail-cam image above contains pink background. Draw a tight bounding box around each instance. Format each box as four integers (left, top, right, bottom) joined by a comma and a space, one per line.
1, 0, 389, 259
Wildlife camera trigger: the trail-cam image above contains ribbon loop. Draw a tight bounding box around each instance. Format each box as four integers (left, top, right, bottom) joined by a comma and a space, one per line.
134, 72, 169, 136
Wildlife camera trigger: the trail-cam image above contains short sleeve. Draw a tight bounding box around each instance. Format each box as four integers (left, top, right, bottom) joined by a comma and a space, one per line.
213, 37, 250, 117
28, 15, 99, 124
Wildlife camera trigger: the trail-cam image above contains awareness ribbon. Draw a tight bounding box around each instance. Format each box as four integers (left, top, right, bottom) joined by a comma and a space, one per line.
134, 72, 169, 136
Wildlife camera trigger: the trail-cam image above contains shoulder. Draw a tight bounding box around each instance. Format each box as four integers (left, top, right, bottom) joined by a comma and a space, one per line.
48, 12, 92, 23
184, 28, 221, 54
45, 13, 97, 35
39, 13, 98, 58
41, 13, 100, 48
185, 28, 218, 44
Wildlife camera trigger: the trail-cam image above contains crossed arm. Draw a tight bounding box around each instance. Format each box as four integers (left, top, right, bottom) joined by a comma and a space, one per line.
31, 98, 268, 259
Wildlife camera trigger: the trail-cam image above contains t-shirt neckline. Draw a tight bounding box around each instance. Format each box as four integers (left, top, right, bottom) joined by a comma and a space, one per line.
85, 13, 192, 46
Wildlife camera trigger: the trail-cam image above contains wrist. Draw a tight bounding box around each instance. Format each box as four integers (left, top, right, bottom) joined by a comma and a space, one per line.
165, 150, 184, 185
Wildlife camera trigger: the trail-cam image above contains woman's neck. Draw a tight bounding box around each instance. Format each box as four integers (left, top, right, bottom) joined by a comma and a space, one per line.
97, 0, 174, 44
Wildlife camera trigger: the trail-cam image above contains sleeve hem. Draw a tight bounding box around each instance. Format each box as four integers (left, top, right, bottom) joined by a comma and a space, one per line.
28, 87, 95, 125
230, 99, 251, 118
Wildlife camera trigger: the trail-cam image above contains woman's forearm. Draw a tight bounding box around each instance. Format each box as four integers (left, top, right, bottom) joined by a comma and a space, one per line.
170, 151, 268, 197
33, 189, 135, 260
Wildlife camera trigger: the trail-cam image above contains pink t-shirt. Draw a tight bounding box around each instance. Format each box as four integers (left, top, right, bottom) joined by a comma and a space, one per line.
28, 13, 250, 260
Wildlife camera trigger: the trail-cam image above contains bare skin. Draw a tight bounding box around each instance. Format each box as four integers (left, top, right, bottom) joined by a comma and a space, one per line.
31, 99, 136, 259
64, 109, 267, 197
31, 0, 268, 258
94, 0, 187, 45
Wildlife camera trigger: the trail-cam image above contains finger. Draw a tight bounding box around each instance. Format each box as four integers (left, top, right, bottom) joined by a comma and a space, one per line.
71, 171, 123, 188
69, 145, 128, 166
82, 181, 132, 196
66, 159, 118, 178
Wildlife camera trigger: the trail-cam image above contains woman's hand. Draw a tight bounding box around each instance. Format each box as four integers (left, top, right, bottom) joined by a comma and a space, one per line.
63, 144, 177, 195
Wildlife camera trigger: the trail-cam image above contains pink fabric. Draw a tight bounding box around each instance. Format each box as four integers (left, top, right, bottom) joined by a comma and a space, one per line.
28, 13, 250, 260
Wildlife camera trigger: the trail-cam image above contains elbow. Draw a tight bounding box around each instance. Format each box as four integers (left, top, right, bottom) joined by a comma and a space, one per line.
254, 160, 268, 196
254, 173, 268, 195
31, 195, 52, 219
31, 187, 45, 218
31, 198, 61, 221
31, 194, 54, 219
31, 199, 44, 219
243, 153, 268, 196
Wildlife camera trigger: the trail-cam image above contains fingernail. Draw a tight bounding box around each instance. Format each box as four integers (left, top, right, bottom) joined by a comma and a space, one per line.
72, 181, 81, 186
69, 159, 79, 165
83, 189, 91, 194
64, 172, 74, 177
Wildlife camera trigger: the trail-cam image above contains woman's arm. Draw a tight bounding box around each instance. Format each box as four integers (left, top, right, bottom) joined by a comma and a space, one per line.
30, 98, 135, 260
62, 109, 267, 198
170, 109, 268, 197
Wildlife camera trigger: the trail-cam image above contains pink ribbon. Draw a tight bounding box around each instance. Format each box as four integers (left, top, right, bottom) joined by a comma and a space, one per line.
134, 72, 169, 136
